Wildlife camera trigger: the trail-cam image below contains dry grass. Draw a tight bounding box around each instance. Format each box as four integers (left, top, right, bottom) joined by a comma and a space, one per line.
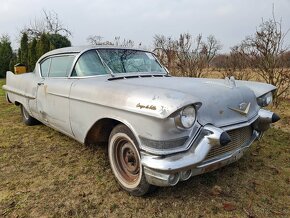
0, 79, 289, 217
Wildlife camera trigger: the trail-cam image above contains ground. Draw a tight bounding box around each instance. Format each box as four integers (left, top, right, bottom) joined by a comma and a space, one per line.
0, 79, 289, 217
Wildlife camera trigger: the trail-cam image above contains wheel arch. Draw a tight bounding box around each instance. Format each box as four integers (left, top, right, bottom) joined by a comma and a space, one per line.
15, 101, 21, 106
5, 93, 12, 103
84, 117, 140, 147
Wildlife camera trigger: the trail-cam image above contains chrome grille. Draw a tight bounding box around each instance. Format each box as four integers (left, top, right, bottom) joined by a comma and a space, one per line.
205, 126, 253, 160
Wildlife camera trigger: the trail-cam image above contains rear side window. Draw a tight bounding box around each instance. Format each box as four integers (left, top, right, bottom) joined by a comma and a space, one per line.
40, 58, 51, 77
49, 55, 75, 77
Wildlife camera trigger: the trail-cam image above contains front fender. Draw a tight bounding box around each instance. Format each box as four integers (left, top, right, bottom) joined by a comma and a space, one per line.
236, 80, 276, 97
70, 78, 201, 120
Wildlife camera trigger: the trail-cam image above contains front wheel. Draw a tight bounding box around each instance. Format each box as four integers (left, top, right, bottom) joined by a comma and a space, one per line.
20, 105, 39, 126
108, 124, 153, 196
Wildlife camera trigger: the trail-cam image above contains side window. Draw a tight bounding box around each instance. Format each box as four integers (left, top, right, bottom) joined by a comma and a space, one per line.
72, 50, 107, 76
40, 58, 51, 77
49, 55, 75, 77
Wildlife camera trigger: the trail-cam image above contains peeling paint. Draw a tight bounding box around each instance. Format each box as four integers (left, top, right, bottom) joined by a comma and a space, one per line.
152, 95, 160, 100
160, 106, 169, 116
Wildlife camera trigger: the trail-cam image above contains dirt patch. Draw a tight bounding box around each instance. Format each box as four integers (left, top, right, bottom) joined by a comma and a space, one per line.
0, 79, 289, 217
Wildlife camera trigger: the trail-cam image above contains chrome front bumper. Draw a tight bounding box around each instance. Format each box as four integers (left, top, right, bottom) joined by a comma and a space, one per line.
141, 109, 279, 187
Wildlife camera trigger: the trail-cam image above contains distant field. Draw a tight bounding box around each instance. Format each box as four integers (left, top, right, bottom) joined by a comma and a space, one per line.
0, 79, 289, 217
207, 69, 290, 99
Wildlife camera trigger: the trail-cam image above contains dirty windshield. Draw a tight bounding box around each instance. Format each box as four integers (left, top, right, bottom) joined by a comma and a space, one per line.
97, 49, 166, 74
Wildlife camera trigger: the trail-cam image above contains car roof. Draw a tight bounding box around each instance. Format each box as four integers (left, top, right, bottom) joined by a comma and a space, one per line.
38, 45, 150, 62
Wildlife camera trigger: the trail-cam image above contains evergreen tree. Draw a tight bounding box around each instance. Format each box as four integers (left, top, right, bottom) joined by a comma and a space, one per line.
0, 35, 13, 78
48, 34, 71, 49
28, 38, 37, 71
20, 32, 29, 67
9, 52, 18, 72
17, 48, 21, 63
36, 33, 50, 59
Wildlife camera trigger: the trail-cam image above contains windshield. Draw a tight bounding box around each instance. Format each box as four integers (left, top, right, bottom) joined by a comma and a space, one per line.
97, 49, 166, 74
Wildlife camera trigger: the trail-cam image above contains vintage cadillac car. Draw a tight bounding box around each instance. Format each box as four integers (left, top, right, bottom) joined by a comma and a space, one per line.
3, 46, 280, 196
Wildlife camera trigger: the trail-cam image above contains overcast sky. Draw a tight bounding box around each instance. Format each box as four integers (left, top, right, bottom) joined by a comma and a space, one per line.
1, 0, 290, 52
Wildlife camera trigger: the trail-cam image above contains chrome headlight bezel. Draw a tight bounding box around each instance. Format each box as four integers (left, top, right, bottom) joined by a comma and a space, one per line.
257, 92, 273, 107
175, 105, 197, 129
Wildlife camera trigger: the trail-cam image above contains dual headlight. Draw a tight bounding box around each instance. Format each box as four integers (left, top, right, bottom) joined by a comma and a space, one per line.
257, 92, 273, 107
175, 105, 196, 129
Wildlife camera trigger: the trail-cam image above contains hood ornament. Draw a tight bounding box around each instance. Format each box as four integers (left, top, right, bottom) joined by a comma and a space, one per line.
228, 102, 251, 116
225, 76, 236, 88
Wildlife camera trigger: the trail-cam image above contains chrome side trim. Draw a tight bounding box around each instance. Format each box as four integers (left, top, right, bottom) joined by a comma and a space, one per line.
47, 91, 69, 99
2, 85, 36, 99
139, 123, 201, 155
69, 74, 109, 79
139, 136, 189, 150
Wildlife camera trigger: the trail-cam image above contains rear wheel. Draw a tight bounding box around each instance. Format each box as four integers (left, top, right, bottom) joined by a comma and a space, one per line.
20, 105, 39, 126
108, 124, 153, 196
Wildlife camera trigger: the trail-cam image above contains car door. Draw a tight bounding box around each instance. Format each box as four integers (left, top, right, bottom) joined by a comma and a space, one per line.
36, 55, 76, 136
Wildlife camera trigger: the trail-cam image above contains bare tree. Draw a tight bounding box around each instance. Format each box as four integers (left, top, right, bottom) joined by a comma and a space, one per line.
153, 35, 178, 74
175, 33, 221, 77
175, 33, 199, 77
153, 33, 221, 77
87, 35, 140, 48
237, 12, 290, 106
87, 35, 113, 45
24, 10, 72, 38
280, 50, 290, 68
203, 35, 222, 66
114, 36, 136, 47
220, 46, 252, 80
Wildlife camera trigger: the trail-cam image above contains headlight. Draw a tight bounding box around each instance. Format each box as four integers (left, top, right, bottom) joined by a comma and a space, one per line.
257, 92, 273, 107
175, 105, 196, 129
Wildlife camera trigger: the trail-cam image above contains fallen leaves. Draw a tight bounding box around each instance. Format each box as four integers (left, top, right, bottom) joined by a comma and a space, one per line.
243, 208, 255, 218
270, 209, 286, 216
266, 164, 281, 175
223, 202, 236, 211
210, 185, 222, 196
